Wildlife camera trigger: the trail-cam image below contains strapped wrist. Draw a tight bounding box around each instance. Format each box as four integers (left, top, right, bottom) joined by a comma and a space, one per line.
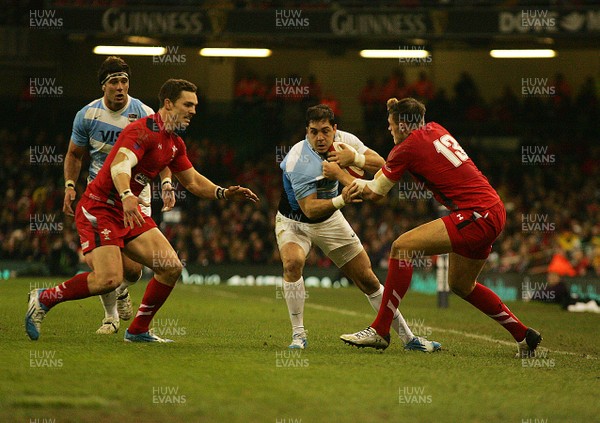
119, 189, 133, 200
65, 179, 75, 189
215, 186, 228, 200
354, 152, 366, 168
332, 194, 345, 209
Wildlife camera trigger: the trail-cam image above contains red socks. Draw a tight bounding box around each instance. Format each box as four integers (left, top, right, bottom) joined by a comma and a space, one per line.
127, 277, 174, 335
39, 272, 91, 309
465, 283, 528, 341
371, 258, 413, 337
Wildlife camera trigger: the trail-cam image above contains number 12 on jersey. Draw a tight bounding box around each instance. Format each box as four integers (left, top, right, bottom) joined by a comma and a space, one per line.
433, 134, 469, 167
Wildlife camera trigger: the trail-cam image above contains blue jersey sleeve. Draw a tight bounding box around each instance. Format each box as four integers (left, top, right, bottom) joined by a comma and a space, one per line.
70, 108, 89, 147
288, 170, 319, 200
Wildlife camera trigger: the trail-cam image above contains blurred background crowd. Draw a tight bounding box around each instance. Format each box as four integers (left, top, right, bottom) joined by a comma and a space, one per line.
2, 69, 599, 278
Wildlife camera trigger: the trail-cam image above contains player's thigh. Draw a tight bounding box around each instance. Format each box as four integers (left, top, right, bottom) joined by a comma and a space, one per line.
88, 245, 124, 287
123, 228, 182, 277
309, 212, 362, 268
447, 252, 486, 298
340, 249, 380, 295
392, 218, 453, 259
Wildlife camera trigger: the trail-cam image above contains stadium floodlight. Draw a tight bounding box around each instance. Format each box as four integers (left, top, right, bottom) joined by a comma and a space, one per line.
199, 48, 272, 57
359, 49, 430, 59
93, 46, 167, 56
489, 49, 556, 58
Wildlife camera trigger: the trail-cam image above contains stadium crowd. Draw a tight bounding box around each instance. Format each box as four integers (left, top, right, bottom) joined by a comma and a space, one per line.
1, 71, 599, 278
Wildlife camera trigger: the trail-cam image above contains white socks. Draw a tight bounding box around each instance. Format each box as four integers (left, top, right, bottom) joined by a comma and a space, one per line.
115, 279, 134, 296
366, 285, 414, 344
99, 291, 118, 320
283, 277, 306, 335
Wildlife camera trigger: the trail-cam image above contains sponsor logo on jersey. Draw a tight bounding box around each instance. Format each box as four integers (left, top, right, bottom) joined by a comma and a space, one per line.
134, 173, 151, 186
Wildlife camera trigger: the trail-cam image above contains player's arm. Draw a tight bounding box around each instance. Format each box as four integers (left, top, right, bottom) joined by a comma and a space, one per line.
342, 169, 396, 203
297, 192, 346, 220
158, 167, 175, 212
110, 147, 148, 229
321, 161, 355, 186
362, 149, 386, 174
173, 167, 259, 202
327, 144, 385, 174
63, 141, 88, 216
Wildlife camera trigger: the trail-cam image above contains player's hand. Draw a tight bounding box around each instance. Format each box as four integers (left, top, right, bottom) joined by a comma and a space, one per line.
224, 186, 259, 203
161, 183, 176, 212
322, 160, 343, 180
327, 143, 355, 167
63, 187, 77, 216
342, 183, 363, 204
122, 196, 149, 228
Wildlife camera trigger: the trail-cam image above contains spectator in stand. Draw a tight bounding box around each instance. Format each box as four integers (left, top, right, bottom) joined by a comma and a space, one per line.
410, 71, 435, 102
359, 78, 381, 133
234, 71, 266, 108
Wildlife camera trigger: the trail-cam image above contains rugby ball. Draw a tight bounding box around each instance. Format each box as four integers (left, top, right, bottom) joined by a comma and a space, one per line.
328, 142, 365, 179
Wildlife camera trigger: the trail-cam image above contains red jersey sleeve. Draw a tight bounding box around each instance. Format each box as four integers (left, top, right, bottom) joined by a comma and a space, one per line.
381, 142, 410, 182
118, 123, 150, 162
169, 137, 193, 173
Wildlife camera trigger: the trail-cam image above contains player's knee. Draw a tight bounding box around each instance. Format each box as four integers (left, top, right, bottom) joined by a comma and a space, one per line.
391, 239, 406, 257
95, 270, 123, 292
158, 259, 183, 283
450, 281, 474, 298
124, 262, 143, 283
282, 256, 304, 280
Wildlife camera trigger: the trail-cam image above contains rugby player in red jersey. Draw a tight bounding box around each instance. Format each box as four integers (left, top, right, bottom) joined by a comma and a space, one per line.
26, 79, 259, 342
339, 97, 541, 358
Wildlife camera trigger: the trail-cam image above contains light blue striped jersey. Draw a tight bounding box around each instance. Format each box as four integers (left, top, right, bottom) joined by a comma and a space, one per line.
70, 95, 154, 182
278, 130, 368, 223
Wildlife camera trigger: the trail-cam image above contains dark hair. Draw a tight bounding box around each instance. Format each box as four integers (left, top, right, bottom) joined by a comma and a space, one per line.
306, 104, 335, 127
158, 79, 197, 107
387, 97, 426, 124
97, 56, 130, 85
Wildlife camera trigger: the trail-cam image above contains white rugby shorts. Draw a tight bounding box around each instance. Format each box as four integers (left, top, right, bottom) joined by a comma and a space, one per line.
275, 210, 363, 268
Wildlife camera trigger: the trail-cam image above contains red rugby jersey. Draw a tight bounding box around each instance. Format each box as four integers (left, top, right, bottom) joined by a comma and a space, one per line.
382, 122, 500, 211
85, 113, 193, 207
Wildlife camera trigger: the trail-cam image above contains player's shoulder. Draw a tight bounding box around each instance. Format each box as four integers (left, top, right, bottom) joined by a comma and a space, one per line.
128, 96, 155, 116
75, 97, 103, 119
335, 129, 359, 141
282, 140, 317, 173
335, 129, 368, 152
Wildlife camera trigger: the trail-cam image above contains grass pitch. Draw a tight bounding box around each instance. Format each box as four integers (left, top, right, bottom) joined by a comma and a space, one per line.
1, 277, 598, 422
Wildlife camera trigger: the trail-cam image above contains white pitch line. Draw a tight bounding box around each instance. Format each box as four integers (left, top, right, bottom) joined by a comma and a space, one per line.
212, 289, 599, 360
